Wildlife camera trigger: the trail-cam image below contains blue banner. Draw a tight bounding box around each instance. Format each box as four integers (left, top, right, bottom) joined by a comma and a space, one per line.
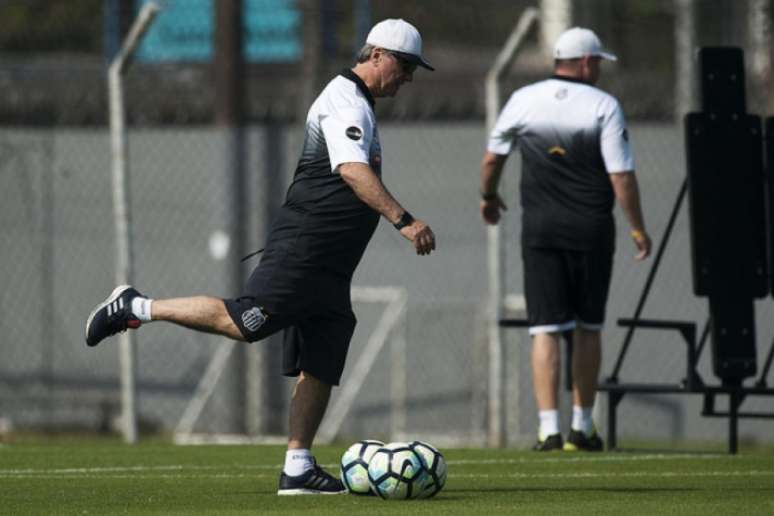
135, 0, 301, 63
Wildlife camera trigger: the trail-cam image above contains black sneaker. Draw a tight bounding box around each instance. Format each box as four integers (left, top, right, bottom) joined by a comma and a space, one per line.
564, 429, 604, 452
533, 433, 563, 451
85, 285, 145, 347
277, 461, 346, 495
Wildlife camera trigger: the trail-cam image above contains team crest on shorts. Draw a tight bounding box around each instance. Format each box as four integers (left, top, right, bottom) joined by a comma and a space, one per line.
241, 307, 267, 332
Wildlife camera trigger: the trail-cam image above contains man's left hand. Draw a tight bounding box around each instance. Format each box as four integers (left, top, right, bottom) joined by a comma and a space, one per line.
400, 219, 436, 255
631, 229, 652, 261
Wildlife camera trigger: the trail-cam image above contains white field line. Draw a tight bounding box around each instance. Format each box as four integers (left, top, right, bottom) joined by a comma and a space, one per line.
0, 464, 281, 475
0, 453, 726, 476
0, 474, 266, 480
0, 454, 767, 481
446, 453, 730, 465
1, 471, 772, 481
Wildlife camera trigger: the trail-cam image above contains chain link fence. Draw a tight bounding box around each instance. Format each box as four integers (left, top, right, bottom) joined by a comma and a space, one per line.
1, 0, 772, 446
3, 120, 773, 445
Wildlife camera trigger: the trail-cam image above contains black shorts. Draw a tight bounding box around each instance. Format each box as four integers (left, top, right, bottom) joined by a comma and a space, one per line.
223, 251, 355, 386
522, 245, 613, 335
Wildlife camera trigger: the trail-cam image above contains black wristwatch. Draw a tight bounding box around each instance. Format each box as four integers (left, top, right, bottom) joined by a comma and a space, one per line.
481, 191, 498, 201
393, 211, 414, 230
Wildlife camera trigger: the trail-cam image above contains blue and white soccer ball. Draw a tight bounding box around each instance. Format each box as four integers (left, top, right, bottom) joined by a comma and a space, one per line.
367, 441, 428, 500
408, 440, 448, 498
340, 440, 384, 495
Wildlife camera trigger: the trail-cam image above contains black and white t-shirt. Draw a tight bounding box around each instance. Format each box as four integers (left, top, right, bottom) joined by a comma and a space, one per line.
488, 76, 634, 251
263, 69, 382, 278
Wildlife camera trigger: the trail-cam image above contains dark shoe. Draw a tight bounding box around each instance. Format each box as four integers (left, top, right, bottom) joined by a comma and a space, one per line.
277, 461, 346, 495
85, 285, 144, 347
533, 433, 563, 451
564, 429, 604, 451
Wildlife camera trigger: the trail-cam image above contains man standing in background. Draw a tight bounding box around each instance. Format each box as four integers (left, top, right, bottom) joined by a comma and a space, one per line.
479, 27, 651, 451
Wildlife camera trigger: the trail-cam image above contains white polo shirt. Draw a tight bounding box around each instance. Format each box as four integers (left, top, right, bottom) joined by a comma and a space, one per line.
487, 76, 634, 250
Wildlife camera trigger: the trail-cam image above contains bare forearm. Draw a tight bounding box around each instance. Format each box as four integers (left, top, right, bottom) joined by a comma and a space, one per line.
339, 161, 436, 255
479, 151, 509, 225
480, 151, 507, 195
610, 171, 651, 260
610, 172, 646, 231
339, 162, 404, 224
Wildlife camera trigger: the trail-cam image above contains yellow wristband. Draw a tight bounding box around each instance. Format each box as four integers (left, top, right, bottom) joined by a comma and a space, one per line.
630, 229, 644, 241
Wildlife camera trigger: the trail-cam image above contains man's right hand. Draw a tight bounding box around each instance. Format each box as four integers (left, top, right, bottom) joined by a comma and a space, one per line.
480, 194, 508, 225
400, 219, 436, 255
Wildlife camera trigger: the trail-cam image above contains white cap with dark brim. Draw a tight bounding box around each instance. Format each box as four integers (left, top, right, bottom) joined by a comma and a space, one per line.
553, 27, 617, 61
366, 18, 435, 71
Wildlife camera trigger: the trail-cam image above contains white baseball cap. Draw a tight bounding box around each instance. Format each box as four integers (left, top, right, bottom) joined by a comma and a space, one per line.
553, 27, 617, 61
366, 18, 434, 71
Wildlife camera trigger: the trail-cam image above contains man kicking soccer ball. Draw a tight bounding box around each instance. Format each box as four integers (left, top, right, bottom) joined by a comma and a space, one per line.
86, 18, 435, 494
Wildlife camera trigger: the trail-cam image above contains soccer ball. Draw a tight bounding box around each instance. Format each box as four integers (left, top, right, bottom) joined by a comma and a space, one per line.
408, 440, 448, 498
367, 442, 428, 500
340, 440, 384, 495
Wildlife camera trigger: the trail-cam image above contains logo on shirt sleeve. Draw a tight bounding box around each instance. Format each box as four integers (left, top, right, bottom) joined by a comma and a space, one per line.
622, 128, 629, 141
345, 126, 363, 141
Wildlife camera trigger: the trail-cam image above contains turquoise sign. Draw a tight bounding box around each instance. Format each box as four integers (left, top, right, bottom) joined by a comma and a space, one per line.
136, 0, 301, 63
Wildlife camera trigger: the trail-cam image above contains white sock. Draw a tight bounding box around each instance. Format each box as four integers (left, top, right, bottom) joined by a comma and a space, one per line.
538, 409, 560, 438
571, 405, 594, 435
283, 448, 314, 476
131, 297, 153, 323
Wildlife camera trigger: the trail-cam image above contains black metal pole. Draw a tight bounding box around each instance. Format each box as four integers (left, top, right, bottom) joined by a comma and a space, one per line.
607, 391, 622, 451
729, 391, 739, 454
215, 0, 243, 128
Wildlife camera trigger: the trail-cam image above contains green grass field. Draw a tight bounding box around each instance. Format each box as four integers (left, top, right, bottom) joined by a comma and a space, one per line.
2, 437, 773, 515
